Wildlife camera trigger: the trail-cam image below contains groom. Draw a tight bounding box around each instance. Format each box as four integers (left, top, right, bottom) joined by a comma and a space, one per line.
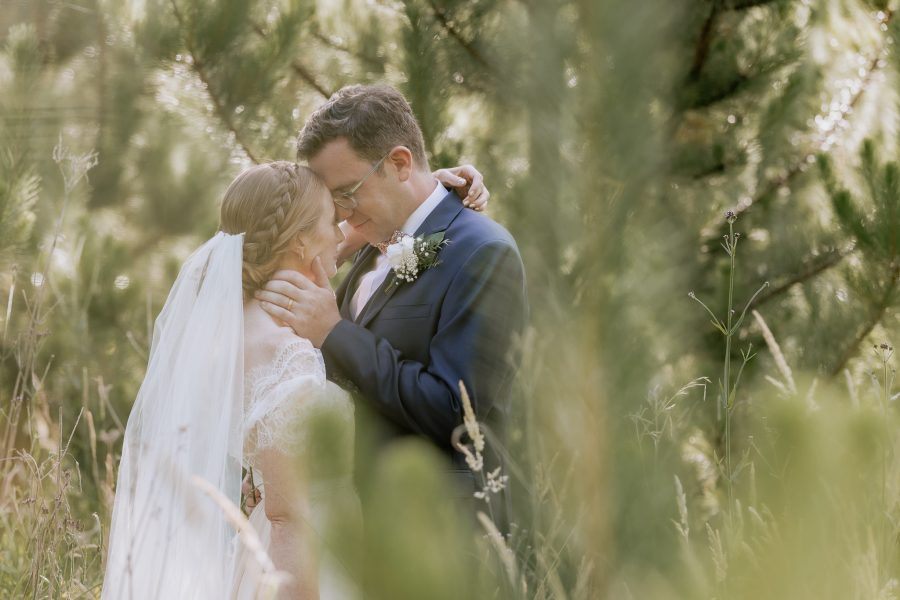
259, 84, 527, 507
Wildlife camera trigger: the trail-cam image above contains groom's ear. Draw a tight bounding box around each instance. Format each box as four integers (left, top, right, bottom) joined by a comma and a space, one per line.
387, 146, 414, 182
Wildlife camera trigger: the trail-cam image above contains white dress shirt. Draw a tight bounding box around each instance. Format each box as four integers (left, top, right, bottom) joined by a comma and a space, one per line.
350, 182, 448, 319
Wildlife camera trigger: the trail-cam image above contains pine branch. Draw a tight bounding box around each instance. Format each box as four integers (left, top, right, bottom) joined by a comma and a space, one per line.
701, 9, 895, 246
249, 23, 333, 99
691, 160, 728, 179
689, 4, 719, 81
754, 245, 852, 308
290, 61, 332, 99
688, 0, 782, 87
723, 0, 783, 9
169, 0, 260, 164
426, 0, 495, 74
829, 263, 900, 376
310, 29, 384, 71
687, 73, 753, 110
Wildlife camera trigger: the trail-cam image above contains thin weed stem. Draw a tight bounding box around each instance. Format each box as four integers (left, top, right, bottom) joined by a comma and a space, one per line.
724, 220, 736, 510
692, 211, 768, 517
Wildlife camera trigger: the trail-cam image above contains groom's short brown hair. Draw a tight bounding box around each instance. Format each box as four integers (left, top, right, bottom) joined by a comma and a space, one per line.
296, 84, 429, 170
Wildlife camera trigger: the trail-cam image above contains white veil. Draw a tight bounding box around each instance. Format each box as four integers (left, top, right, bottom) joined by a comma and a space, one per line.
102, 232, 246, 599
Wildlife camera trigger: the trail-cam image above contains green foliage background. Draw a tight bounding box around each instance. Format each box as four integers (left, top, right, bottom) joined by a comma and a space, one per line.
5, 0, 900, 598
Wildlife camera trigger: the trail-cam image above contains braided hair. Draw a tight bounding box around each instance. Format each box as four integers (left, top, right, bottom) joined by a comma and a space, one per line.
219, 161, 328, 299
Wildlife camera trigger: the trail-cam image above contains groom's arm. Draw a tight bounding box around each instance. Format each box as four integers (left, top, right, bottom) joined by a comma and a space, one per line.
321, 240, 527, 448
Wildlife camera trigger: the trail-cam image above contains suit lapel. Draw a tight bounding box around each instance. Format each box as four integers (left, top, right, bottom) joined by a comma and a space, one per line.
355, 190, 466, 328
338, 245, 379, 320
355, 268, 400, 328
414, 189, 465, 238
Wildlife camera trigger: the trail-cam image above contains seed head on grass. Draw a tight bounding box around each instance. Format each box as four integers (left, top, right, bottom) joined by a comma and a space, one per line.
453, 380, 484, 472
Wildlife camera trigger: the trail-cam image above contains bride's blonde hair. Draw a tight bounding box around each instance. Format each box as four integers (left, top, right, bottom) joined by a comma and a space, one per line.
219, 161, 328, 299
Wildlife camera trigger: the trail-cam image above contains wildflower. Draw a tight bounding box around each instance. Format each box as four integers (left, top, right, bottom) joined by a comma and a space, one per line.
485, 467, 508, 493
725, 209, 737, 223
473, 467, 509, 503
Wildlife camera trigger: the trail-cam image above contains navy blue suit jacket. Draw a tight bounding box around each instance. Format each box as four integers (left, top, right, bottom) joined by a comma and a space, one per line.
321, 189, 527, 481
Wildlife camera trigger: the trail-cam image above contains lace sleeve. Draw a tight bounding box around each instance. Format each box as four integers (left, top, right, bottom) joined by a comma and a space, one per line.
244, 337, 330, 458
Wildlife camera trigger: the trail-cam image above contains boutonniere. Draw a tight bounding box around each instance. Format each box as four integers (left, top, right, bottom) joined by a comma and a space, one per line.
379, 231, 449, 293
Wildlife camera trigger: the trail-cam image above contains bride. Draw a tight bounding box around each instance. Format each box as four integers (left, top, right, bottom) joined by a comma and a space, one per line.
101, 160, 487, 599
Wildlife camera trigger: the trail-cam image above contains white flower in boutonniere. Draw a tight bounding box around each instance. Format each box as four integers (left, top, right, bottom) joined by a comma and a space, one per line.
379, 230, 449, 293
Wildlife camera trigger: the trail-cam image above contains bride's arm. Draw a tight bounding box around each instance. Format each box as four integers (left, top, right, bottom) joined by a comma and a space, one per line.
257, 448, 319, 599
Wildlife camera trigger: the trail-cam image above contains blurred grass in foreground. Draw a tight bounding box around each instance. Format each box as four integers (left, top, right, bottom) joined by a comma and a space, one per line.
5, 0, 900, 598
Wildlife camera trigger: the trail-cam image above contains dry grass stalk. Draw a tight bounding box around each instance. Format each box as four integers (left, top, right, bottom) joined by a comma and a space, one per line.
752, 309, 796, 395
191, 475, 288, 599
477, 510, 525, 594
673, 475, 690, 542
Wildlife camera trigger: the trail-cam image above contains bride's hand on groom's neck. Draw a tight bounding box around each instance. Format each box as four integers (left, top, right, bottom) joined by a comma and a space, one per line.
434, 164, 490, 211
257, 257, 341, 347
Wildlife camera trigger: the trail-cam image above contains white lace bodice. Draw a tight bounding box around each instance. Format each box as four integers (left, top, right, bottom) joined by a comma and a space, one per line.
242, 324, 354, 476
233, 315, 361, 600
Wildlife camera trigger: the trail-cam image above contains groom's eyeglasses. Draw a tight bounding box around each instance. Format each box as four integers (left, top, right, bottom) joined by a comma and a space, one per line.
333, 153, 390, 210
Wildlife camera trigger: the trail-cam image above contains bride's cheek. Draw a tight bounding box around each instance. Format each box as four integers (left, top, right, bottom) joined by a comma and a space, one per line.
317, 251, 338, 276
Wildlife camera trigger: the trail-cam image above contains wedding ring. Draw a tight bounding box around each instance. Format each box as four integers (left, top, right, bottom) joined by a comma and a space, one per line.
287, 298, 294, 312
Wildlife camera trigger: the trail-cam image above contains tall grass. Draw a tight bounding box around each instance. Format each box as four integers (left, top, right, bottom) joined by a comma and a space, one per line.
4, 27, 900, 600
5, 150, 900, 600
0, 140, 108, 597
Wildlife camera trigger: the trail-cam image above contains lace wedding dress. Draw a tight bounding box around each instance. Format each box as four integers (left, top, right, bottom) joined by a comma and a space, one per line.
101, 234, 359, 599
232, 317, 361, 599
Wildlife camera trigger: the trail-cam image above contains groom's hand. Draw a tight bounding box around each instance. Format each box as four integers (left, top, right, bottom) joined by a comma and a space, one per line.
257, 257, 341, 347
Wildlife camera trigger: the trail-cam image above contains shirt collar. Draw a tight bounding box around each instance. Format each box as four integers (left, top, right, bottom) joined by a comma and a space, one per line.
401, 181, 448, 236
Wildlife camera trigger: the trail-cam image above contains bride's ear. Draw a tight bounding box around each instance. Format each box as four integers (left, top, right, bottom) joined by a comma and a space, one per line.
289, 236, 306, 263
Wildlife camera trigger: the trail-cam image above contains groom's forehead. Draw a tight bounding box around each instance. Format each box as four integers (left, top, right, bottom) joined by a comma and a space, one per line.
309, 138, 366, 189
